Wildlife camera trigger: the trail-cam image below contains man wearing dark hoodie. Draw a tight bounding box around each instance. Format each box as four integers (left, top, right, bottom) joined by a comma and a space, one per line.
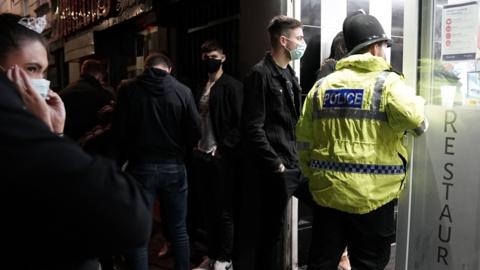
114, 52, 201, 270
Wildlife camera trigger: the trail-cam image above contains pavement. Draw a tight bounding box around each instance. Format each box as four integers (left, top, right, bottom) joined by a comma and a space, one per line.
148, 244, 397, 270
108, 219, 397, 270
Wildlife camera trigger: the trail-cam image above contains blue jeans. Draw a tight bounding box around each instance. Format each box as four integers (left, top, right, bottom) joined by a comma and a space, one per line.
125, 161, 190, 270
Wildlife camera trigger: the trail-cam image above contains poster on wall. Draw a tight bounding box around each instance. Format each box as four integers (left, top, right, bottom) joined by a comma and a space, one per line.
441, 1, 479, 61
467, 71, 480, 98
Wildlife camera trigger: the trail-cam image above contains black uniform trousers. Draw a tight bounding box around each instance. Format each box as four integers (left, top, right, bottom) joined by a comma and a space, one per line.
308, 200, 396, 270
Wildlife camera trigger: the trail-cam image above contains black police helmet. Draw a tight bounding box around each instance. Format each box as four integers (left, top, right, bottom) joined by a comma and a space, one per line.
343, 14, 392, 55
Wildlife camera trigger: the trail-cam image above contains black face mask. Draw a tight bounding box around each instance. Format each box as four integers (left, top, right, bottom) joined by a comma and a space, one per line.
203, 58, 222, 74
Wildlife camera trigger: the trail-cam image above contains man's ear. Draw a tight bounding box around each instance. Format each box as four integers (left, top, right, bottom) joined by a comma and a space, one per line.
367, 44, 378, 56
279, 35, 288, 48
221, 54, 227, 63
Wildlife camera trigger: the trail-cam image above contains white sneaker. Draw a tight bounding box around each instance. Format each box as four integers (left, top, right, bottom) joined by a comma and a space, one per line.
214, 260, 233, 270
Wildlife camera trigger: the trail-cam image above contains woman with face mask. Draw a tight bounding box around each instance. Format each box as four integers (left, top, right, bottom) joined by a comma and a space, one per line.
0, 13, 151, 270
0, 13, 65, 134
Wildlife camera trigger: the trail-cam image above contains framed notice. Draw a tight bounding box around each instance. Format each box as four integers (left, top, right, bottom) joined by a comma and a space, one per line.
441, 1, 479, 61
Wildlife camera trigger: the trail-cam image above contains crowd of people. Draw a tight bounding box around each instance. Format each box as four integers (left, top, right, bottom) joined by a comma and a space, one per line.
1, 10, 426, 270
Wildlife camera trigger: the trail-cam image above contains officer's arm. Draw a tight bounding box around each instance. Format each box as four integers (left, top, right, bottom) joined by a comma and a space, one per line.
296, 83, 319, 179
385, 77, 427, 136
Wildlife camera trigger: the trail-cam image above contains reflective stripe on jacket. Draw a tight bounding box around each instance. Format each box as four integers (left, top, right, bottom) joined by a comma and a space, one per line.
296, 53, 426, 214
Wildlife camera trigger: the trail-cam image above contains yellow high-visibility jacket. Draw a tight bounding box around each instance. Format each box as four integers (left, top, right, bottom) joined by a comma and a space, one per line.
296, 53, 426, 214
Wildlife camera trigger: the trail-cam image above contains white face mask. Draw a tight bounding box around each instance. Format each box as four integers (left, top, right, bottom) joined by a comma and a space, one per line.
284, 37, 307, 60
30, 78, 50, 99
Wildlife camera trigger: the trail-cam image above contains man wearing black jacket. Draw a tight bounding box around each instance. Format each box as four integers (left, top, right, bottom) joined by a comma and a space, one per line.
60, 59, 114, 141
239, 15, 307, 270
192, 40, 243, 270
0, 66, 151, 270
114, 53, 200, 270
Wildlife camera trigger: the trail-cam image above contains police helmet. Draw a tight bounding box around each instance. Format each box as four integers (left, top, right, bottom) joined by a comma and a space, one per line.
343, 13, 392, 55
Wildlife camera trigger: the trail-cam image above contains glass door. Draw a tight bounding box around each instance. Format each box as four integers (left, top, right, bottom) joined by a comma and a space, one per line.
397, 0, 480, 269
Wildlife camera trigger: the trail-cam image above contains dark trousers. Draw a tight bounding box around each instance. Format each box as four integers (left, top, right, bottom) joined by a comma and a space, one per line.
237, 159, 312, 270
308, 201, 395, 270
125, 161, 190, 270
192, 150, 240, 262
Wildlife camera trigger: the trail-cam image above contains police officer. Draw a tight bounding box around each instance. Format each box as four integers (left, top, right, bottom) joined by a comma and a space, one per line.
296, 14, 427, 270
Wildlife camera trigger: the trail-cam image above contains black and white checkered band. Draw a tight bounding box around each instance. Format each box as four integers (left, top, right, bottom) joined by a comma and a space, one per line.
310, 160, 405, 175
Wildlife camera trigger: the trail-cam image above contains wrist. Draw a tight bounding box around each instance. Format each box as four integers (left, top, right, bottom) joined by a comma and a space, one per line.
51, 122, 65, 134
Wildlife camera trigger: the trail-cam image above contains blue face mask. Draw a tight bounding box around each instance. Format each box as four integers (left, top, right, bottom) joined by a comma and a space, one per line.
285, 38, 307, 60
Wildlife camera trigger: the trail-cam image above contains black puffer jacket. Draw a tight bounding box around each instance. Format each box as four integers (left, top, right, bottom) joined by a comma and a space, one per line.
114, 68, 200, 164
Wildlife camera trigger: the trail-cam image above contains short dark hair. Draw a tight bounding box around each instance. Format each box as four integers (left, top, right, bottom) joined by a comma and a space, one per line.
144, 52, 172, 69
0, 13, 48, 67
201, 40, 223, 54
267, 15, 303, 47
81, 59, 104, 77
357, 40, 388, 54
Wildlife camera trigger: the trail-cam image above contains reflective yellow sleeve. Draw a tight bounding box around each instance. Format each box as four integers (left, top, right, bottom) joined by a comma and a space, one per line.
385, 77, 426, 135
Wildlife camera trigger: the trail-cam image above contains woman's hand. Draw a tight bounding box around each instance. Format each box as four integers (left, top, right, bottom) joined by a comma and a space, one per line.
6, 65, 66, 133
7, 65, 51, 128
46, 90, 66, 134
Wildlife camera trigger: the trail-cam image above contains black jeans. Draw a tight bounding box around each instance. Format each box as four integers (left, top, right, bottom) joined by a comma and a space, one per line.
193, 150, 240, 262
237, 159, 310, 270
308, 201, 395, 270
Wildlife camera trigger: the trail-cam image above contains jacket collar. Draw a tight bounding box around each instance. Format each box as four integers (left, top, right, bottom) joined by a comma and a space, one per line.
270, 52, 301, 82
264, 52, 296, 78
264, 52, 301, 88
80, 74, 103, 89
264, 52, 302, 116
336, 52, 391, 72
211, 72, 227, 86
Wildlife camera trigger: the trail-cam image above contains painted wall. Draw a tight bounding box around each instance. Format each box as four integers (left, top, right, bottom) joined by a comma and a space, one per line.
238, 0, 284, 77
0, 0, 48, 16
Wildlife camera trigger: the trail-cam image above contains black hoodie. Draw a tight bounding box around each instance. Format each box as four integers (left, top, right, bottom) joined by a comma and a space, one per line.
114, 68, 200, 164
